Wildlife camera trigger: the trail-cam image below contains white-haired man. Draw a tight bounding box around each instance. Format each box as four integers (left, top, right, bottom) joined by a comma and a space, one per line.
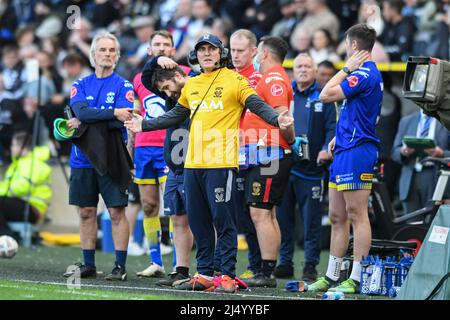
63, 32, 134, 281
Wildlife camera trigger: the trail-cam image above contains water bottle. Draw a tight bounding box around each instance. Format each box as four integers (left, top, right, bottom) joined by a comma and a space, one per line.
384, 256, 397, 295
64, 105, 74, 120
368, 257, 383, 295
360, 256, 371, 295
388, 286, 401, 298
322, 292, 345, 300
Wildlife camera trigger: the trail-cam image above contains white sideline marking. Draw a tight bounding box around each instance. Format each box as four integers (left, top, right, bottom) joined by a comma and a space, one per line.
9, 279, 314, 300
0, 283, 137, 299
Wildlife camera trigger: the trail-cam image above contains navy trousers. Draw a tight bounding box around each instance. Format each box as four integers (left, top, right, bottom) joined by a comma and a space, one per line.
276, 175, 323, 267
184, 168, 238, 278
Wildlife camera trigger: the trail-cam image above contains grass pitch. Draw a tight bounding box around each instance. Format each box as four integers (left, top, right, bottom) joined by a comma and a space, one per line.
0, 245, 387, 300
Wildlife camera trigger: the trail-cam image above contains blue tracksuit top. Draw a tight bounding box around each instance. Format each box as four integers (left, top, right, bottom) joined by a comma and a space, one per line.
291, 81, 336, 180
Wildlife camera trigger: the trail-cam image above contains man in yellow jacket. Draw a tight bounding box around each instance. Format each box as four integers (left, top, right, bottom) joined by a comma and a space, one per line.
0, 132, 52, 240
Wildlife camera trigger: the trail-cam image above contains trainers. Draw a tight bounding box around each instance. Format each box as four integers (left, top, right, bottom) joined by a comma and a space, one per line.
105, 265, 127, 281
156, 272, 191, 287
175, 274, 215, 291
239, 270, 255, 279
329, 278, 359, 294
127, 240, 146, 256
136, 263, 165, 277
302, 264, 318, 282
273, 264, 294, 279
306, 276, 331, 292
244, 273, 277, 288
215, 275, 236, 293
63, 262, 97, 278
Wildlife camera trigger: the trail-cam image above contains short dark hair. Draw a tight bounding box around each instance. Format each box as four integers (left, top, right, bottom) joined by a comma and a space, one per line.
318, 60, 336, 70
149, 30, 174, 47
345, 23, 376, 51
259, 36, 288, 62
151, 65, 186, 87
2, 44, 19, 56
13, 131, 32, 151
62, 52, 86, 65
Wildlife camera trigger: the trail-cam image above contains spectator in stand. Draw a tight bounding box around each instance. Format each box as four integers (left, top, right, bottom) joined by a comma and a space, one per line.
289, 28, 311, 59
392, 110, 450, 214
0, 0, 18, 45
167, 0, 192, 54
309, 28, 340, 65
292, 0, 340, 43
0, 45, 27, 103
34, 0, 63, 43
337, 0, 390, 63
122, 16, 155, 80
242, 0, 282, 39
316, 60, 336, 90
66, 17, 93, 66
380, 0, 416, 61
175, 0, 216, 63
359, 0, 384, 36
271, 0, 306, 45
90, 0, 120, 30
15, 26, 35, 48
326, 0, 360, 36
12, 0, 36, 27
211, 17, 233, 47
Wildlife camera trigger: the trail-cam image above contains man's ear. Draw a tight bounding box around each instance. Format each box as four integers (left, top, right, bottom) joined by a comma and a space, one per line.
146, 46, 152, 56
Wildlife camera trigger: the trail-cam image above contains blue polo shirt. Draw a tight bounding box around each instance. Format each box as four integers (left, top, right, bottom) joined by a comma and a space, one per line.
69, 72, 134, 168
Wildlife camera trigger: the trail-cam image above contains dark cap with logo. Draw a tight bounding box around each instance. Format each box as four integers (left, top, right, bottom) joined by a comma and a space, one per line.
194, 34, 223, 50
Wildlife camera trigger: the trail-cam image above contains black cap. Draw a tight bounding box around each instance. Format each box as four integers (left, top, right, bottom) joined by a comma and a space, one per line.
194, 34, 223, 51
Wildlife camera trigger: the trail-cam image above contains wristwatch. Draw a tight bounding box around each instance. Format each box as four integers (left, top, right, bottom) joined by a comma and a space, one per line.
342, 66, 352, 74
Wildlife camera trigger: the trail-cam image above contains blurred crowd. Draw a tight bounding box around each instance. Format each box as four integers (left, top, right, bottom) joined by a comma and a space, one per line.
1, 0, 450, 206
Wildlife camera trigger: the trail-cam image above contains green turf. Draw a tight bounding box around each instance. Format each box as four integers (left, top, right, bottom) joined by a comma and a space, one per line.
0, 279, 177, 300
0, 245, 388, 300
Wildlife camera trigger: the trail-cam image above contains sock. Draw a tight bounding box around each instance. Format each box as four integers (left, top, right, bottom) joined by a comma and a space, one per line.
325, 255, 343, 282
350, 260, 361, 283
143, 216, 163, 266
176, 266, 189, 278
169, 219, 177, 269
115, 250, 127, 270
83, 249, 95, 268
262, 260, 276, 277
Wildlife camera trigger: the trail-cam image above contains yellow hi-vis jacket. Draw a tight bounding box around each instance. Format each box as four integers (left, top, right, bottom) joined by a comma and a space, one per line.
0, 146, 52, 218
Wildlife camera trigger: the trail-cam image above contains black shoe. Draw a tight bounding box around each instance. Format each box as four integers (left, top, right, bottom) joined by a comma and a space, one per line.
273, 264, 294, 279
244, 273, 277, 288
157, 272, 191, 287
105, 265, 127, 281
63, 262, 97, 278
302, 263, 318, 282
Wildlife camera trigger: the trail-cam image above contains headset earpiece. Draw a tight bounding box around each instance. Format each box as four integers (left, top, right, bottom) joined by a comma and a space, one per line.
188, 50, 198, 65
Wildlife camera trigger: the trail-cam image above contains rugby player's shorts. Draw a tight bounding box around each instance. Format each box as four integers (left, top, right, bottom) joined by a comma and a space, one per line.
163, 170, 186, 216
134, 146, 168, 185
329, 142, 378, 191
245, 153, 293, 210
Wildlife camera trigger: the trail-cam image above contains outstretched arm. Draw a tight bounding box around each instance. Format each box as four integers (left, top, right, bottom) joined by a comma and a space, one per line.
244, 94, 294, 129
125, 103, 190, 133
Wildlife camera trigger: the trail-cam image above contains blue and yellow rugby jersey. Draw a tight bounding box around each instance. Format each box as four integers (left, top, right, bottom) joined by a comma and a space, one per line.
335, 61, 383, 153
177, 68, 256, 168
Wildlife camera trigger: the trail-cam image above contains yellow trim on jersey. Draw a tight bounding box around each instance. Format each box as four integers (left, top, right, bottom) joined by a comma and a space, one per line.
329, 182, 337, 189
134, 175, 168, 185
178, 68, 256, 168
